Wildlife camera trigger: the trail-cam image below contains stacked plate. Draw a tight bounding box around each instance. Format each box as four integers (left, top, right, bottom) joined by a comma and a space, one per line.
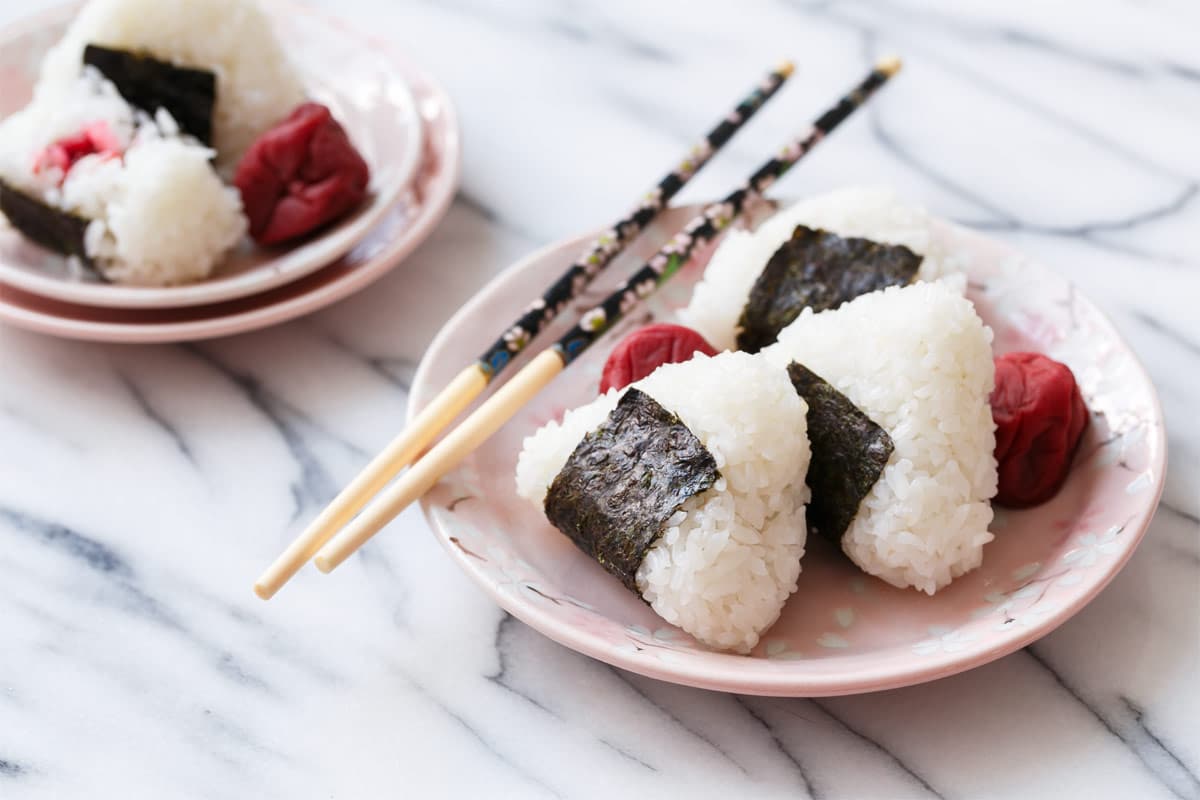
0, 2, 460, 343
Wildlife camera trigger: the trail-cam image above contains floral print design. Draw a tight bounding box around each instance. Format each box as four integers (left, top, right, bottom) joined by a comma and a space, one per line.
972, 584, 1042, 621
1061, 526, 1122, 567
817, 633, 850, 649
618, 287, 641, 315
476, 64, 793, 377
633, 277, 657, 298
912, 627, 976, 655
619, 624, 696, 660
503, 326, 530, 352
577, 307, 607, 333
993, 604, 1057, 632
553, 64, 896, 366
676, 141, 715, 182
765, 640, 806, 660
703, 201, 737, 231
639, 186, 664, 214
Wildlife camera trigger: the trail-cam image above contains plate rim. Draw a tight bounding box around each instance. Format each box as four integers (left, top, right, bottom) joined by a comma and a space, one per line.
0, 0, 424, 309
0, 32, 460, 343
413, 208, 1167, 697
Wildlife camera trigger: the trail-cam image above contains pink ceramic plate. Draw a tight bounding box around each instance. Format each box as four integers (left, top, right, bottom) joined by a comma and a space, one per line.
414, 204, 1166, 697
0, 1, 423, 309
0, 42, 459, 342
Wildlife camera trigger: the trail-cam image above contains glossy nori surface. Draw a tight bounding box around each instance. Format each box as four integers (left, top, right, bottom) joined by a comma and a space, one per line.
736, 225, 922, 352
0, 180, 93, 269
544, 389, 719, 593
787, 362, 893, 542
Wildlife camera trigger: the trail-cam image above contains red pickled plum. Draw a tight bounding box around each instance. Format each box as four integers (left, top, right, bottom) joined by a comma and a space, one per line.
599, 323, 718, 394
990, 351, 1089, 508
234, 102, 370, 245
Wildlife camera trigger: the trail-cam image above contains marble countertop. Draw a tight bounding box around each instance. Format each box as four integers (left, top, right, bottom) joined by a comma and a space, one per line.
2, 1, 1198, 797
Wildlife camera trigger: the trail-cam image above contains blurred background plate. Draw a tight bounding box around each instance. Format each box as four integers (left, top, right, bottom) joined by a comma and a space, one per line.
0, 0, 424, 309
0, 46, 459, 342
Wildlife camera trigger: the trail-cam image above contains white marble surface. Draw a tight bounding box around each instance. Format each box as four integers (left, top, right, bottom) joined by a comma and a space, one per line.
2, 1, 1198, 797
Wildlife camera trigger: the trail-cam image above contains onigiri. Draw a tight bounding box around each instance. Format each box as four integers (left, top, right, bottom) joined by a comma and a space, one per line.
516, 351, 811, 653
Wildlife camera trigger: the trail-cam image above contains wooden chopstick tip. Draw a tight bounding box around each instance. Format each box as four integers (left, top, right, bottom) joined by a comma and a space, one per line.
777, 59, 796, 78
875, 55, 902, 77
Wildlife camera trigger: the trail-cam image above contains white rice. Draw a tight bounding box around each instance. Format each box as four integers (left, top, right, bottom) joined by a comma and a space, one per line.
35, 0, 305, 170
516, 351, 811, 653
0, 71, 245, 286
680, 186, 962, 352
69, 138, 246, 285
763, 281, 998, 594
0, 68, 139, 198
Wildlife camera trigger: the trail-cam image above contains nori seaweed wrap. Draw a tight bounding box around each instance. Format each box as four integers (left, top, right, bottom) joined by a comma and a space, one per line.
83, 44, 216, 145
544, 388, 720, 592
0, 180, 93, 269
787, 361, 893, 542
736, 225, 922, 353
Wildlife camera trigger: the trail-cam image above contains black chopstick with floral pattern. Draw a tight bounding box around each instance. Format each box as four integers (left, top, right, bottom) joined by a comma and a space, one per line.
477, 61, 794, 378
251, 62, 797, 598
303, 58, 907, 576
552, 57, 901, 364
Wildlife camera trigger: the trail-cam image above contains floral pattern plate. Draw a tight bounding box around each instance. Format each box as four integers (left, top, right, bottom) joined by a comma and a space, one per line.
413, 204, 1165, 697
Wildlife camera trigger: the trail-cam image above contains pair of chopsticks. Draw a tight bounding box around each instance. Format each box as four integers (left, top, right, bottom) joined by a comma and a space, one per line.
255, 56, 901, 599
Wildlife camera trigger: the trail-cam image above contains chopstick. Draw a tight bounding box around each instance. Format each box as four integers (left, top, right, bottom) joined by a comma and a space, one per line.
311, 57, 902, 575
254, 62, 795, 599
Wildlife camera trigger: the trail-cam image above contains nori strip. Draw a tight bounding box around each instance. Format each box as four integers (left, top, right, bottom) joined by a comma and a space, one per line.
83, 44, 216, 145
0, 180, 93, 269
787, 361, 893, 542
736, 225, 923, 353
544, 388, 720, 592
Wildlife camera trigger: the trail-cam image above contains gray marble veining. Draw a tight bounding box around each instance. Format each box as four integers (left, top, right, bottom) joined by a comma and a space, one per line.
0, 1, 1197, 798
